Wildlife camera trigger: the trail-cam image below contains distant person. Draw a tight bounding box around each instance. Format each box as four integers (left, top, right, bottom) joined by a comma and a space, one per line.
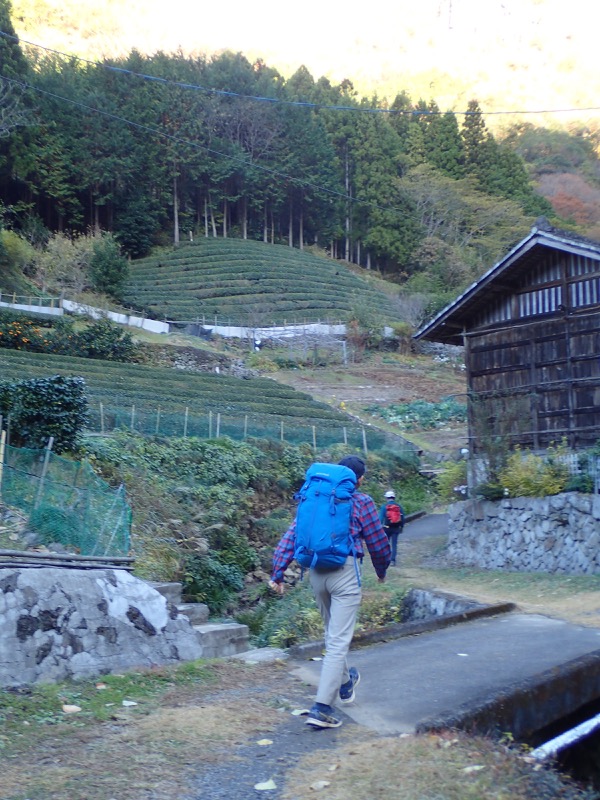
379, 490, 405, 567
269, 455, 391, 729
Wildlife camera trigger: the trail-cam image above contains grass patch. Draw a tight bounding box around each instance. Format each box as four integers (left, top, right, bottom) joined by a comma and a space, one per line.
0, 660, 282, 800
395, 534, 600, 627
281, 731, 596, 800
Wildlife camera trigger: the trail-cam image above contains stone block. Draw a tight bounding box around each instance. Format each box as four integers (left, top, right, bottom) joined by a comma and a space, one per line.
193, 622, 249, 658
178, 603, 209, 625
149, 582, 182, 605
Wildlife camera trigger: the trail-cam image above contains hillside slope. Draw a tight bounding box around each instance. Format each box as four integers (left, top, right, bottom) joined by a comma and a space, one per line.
0, 348, 394, 450
123, 239, 402, 326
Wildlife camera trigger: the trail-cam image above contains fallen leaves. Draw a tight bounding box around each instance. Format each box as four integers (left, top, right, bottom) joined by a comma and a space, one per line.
254, 778, 277, 791
61, 704, 81, 714
310, 779, 331, 791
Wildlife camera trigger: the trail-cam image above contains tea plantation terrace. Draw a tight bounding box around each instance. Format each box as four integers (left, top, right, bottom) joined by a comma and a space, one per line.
0, 349, 389, 448
123, 239, 402, 326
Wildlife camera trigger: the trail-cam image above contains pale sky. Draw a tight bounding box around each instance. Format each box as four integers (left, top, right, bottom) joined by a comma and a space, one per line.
13, 0, 600, 124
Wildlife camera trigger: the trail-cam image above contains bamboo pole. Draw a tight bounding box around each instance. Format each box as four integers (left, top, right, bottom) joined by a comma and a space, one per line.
0, 548, 134, 563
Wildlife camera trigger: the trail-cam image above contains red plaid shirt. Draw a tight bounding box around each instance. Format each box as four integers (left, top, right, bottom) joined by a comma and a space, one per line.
271, 491, 391, 582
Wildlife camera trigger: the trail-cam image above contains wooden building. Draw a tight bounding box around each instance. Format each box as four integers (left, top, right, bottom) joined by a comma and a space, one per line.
414, 221, 600, 455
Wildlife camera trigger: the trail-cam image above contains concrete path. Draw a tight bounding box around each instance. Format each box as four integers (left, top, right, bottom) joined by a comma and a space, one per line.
291, 612, 600, 735
289, 513, 600, 739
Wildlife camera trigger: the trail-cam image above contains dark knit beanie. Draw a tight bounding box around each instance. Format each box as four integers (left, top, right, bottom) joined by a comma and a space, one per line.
338, 455, 366, 479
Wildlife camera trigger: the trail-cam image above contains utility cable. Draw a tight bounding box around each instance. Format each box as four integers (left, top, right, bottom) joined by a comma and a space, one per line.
2, 30, 599, 118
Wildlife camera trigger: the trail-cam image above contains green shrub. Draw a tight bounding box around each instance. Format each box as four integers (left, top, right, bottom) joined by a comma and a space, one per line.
564, 474, 594, 493
182, 553, 245, 613
0, 316, 51, 351
474, 482, 505, 501
498, 446, 570, 498
254, 579, 323, 648
0, 375, 89, 453
357, 588, 406, 630
89, 234, 129, 299
75, 318, 138, 362
435, 460, 468, 502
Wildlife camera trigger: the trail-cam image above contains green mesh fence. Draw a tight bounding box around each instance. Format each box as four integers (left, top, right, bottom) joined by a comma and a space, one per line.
0, 444, 131, 557
85, 404, 415, 454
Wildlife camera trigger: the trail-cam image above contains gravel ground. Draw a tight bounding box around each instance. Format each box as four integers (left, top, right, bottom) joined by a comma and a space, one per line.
188, 657, 358, 799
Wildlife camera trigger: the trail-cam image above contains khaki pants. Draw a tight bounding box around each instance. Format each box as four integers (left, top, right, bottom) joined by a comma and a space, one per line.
309, 557, 362, 708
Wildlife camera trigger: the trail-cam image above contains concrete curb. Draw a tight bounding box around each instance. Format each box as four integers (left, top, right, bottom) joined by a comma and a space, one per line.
289, 601, 516, 660
416, 648, 600, 741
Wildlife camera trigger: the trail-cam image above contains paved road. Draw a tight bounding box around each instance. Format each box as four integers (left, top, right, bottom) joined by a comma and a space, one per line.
289, 513, 600, 738
402, 511, 448, 540
290, 612, 600, 735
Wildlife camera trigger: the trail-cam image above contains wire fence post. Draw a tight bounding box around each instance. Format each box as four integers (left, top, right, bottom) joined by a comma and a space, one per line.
244, 415, 248, 439
280, 421, 284, 441
130, 405, 136, 431
0, 428, 6, 502
155, 406, 161, 435
100, 402, 105, 435
312, 425, 317, 453
208, 410, 213, 438
184, 407, 189, 438
362, 426, 368, 457
343, 427, 348, 446
216, 412, 221, 438
32, 436, 54, 512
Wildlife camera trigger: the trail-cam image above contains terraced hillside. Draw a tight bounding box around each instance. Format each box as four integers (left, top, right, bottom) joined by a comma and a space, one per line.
0, 349, 391, 449
123, 239, 402, 325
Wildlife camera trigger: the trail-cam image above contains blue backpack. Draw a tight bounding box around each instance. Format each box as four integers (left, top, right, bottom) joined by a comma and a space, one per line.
293, 463, 357, 571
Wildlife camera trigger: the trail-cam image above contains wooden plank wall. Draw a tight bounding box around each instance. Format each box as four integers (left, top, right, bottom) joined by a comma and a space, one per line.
466, 310, 600, 451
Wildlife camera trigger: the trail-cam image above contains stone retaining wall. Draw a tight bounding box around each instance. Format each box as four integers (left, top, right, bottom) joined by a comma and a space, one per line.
0, 568, 203, 687
448, 492, 600, 574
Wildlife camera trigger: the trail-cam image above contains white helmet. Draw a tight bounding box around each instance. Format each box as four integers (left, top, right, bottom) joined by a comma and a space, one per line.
384, 490, 395, 499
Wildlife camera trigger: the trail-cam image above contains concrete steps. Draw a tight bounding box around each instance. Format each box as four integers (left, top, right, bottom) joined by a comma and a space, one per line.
150, 581, 249, 658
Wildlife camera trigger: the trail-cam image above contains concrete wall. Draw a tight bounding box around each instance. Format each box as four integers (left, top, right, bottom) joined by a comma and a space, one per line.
0, 299, 62, 316
448, 492, 600, 574
0, 567, 202, 687
61, 300, 170, 334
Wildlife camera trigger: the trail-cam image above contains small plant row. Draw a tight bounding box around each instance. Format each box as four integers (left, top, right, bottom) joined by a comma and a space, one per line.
85, 403, 388, 452
366, 397, 468, 431
123, 239, 401, 325
0, 350, 352, 425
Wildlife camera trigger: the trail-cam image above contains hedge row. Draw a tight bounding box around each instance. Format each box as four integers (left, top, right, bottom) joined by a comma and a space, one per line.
0, 350, 350, 424
123, 239, 401, 324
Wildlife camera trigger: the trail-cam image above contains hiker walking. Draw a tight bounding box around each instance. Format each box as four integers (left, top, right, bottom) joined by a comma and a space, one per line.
269, 455, 391, 729
379, 490, 405, 567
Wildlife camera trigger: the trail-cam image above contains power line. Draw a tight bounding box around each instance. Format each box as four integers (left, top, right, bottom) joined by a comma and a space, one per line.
2, 30, 599, 118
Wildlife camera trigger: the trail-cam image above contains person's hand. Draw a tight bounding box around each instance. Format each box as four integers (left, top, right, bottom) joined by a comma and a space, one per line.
268, 579, 285, 595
